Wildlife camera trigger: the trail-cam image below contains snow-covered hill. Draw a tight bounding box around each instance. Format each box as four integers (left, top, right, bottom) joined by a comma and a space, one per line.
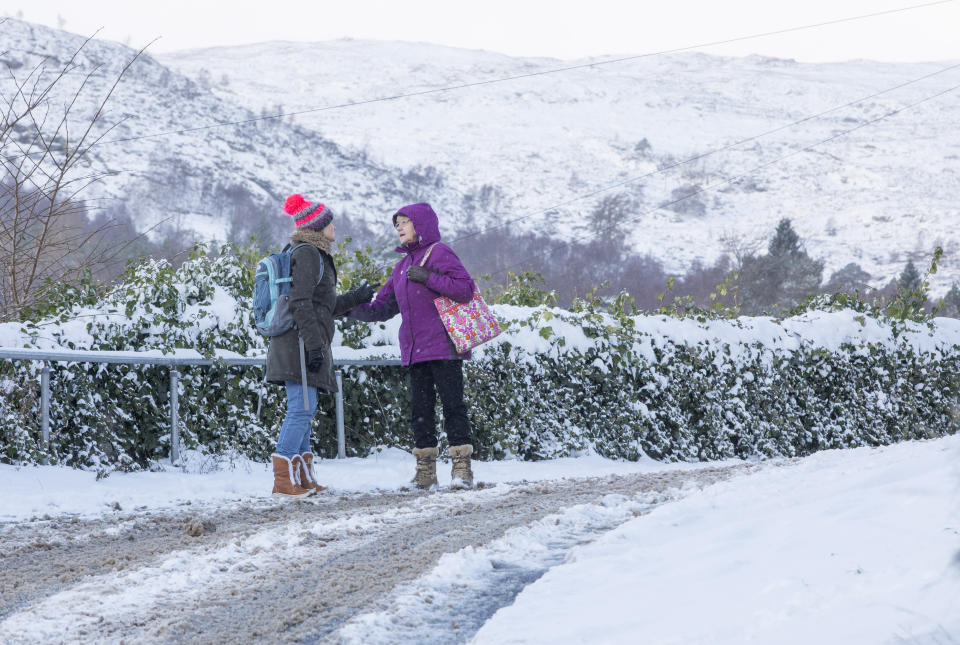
160, 39, 960, 289
3, 19, 959, 290
0, 20, 476, 250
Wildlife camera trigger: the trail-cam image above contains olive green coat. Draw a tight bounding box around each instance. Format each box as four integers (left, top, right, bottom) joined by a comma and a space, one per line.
265, 230, 364, 393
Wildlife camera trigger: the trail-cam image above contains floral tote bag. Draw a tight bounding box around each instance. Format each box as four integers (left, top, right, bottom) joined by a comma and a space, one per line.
420, 244, 501, 353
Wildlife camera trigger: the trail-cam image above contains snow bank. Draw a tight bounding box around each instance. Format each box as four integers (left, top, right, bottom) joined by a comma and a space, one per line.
473, 434, 960, 644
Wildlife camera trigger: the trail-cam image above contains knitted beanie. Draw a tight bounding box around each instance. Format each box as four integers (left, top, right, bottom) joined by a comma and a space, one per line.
284, 194, 334, 230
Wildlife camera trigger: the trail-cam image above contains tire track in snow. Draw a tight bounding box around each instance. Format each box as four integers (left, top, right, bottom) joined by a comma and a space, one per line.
331, 492, 663, 645
0, 489, 506, 644
0, 465, 752, 644
185, 467, 747, 644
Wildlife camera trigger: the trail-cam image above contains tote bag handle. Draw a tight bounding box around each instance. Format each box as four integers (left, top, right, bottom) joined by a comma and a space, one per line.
419, 243, 439, 267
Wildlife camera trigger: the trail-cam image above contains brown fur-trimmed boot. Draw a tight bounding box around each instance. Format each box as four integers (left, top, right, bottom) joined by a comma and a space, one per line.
449, 444, 474, 488
272, 454, 312, 498
298, 452, 327, 494
411, 446, 439, 490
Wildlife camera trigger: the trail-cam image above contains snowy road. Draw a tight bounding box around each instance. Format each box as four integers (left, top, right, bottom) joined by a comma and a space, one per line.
0, 464, 746, 644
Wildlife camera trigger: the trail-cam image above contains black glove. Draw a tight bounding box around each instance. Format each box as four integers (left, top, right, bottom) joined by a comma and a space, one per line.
406, 265, 431, 284
352, 282, 379, 304
305, 347, 324, 371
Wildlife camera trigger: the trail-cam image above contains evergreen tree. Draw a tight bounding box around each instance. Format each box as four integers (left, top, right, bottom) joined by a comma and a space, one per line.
898, 261, 922, 292
939, 282, 960, 318
824, 263, 872, 295
886, 259, 929, 318
737, 218, 823, 314
768, 218, 801, 257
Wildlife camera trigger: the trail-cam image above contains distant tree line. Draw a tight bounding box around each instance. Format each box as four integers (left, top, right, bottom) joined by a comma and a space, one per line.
453, 201, 958, 320
8, 179, 958, 324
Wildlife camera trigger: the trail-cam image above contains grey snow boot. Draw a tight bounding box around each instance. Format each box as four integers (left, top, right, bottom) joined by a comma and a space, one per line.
449, 444, 474, 488
412, 446, 439, 489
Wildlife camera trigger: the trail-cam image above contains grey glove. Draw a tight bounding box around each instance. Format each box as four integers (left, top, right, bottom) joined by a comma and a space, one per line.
406, 266, 431, 284
306, 347, 324, 372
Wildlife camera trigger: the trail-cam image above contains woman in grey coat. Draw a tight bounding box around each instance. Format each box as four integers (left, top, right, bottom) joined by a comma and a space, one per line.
265, 193, 375, 498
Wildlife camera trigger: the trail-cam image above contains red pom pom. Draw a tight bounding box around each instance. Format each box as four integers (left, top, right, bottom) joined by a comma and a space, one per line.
284, 194, 309, 215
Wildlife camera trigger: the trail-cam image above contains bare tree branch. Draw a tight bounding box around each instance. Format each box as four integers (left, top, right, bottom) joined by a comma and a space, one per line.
0, 32, 154, 321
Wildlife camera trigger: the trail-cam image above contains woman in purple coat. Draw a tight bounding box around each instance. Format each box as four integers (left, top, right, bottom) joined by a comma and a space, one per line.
350, 202, 475, 488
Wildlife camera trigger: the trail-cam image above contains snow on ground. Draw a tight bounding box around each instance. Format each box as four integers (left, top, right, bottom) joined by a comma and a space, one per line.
471, 434, 960, 645
2, 436, 958, 643
334, 490, 672, 645
0, 484, 519, 643
0, 448, 712, 522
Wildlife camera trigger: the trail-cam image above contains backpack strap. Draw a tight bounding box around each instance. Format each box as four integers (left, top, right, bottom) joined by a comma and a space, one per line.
289, 242, 323, 285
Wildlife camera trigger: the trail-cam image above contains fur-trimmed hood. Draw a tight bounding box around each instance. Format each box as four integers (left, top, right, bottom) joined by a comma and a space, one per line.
291, 228, 334, 255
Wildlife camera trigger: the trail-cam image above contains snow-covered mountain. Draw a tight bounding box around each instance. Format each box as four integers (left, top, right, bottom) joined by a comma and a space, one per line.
159, 39, 960, 290
0, 20, 475, 252
3, 19, 959, 290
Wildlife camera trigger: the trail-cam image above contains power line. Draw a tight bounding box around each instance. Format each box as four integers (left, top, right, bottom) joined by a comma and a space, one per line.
5, 2, 954, 264
5, 0, 952, 221
76, 0, 954, 151
482, 77, 960, 281
446, 60, 960, 247
80, 55, 960, 255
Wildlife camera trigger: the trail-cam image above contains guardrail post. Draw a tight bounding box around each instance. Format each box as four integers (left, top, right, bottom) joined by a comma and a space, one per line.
41, 364, 51, 452
170, 369, 180, 465
335, 369, 345, 459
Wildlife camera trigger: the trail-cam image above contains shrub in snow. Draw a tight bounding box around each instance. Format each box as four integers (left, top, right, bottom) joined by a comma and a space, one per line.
1, 245, 959, 470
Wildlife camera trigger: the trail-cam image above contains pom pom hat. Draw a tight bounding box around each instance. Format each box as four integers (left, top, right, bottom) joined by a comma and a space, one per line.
284, 194, 334, 230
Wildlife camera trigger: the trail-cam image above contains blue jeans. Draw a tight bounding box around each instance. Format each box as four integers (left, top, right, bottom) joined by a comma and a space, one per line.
276, 381, 318, 458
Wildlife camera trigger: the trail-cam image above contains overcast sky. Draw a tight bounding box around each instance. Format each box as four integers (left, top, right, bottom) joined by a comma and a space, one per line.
6, 0, 959, 62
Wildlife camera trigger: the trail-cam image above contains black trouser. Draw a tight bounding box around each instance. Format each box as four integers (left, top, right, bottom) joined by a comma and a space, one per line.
409, 359, 472, 449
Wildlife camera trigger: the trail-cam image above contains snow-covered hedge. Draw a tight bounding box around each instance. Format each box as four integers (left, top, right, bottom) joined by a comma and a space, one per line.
2, 248, 959, 470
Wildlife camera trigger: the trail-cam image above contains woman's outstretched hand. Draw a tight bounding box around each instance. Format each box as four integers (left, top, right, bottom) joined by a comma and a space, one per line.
353, 282, 379, 303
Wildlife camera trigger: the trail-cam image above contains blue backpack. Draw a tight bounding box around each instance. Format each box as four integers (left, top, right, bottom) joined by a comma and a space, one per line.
253, 243, 322, 336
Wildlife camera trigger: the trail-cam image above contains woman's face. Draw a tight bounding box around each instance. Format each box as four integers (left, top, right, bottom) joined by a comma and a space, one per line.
395, 215, 417, 245
321, 221, 335, 242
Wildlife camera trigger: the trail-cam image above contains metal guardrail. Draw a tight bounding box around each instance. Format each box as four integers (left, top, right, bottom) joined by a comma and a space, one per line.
0, 348, 401, 464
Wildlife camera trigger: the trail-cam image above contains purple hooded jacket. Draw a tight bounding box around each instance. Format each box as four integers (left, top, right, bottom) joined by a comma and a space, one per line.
350, 203, 474, 366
